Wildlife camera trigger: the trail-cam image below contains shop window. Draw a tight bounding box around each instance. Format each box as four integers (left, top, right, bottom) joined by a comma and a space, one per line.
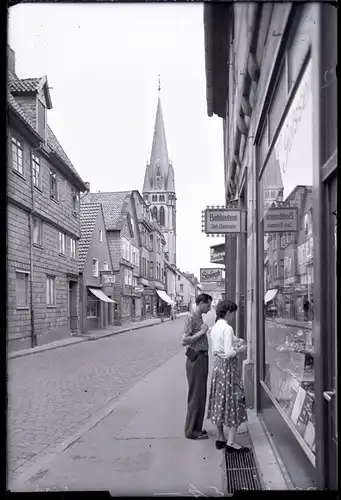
87, 291, 98, 318
261, 59, 315, 458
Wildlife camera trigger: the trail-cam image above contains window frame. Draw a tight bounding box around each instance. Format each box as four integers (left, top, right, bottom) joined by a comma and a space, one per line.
32, 217, 43, 247
59, 231, 66, 255
11, 136, 24, 176
50, 169, 58, 201
99, 229, 103, 243
46, 275, 56, 307
92, 258, 99, 277
71, 188, 80, 216
70, 237, 77, 259
16, 270, 29, 308
32, 151, 42, 189
86, 291, 99, 318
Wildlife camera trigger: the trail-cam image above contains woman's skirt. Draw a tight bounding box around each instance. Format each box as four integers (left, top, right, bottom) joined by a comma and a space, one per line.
207, 355, 247, 428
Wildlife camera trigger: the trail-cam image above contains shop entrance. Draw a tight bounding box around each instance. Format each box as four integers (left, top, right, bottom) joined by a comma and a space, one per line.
322, 169, 338, 489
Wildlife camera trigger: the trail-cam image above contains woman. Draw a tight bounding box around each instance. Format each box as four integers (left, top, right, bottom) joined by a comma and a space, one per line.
207, 299, 248, 452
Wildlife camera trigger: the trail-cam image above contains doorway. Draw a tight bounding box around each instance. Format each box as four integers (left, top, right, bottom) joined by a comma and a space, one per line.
68, 281, 78, 332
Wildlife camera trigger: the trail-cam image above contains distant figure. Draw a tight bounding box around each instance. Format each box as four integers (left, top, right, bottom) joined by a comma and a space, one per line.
303, 298, 310, 321
207, 299, 248, 452
182, 293, 212, 440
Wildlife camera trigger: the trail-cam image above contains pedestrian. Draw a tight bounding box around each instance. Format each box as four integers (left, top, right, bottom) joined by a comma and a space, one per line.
207, 299, 248, 452
182, 293, 212, 440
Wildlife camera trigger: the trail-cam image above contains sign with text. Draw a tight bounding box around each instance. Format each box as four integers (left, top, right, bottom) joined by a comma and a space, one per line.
204, 209, 245, 234
210, 243, 225, 264
264, 207, 298, 233
200, 268, 223, 283
102, 274, 115, 285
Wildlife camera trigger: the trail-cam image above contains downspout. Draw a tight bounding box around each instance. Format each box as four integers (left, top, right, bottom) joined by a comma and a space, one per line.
29, 146, 40, 347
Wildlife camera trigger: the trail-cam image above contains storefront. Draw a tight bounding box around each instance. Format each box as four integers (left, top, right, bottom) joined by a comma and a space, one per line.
84, 286, 115, 332
204, 1, 337, 490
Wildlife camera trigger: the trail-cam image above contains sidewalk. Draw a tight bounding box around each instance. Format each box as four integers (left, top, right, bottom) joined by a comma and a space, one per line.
11, 350, 288, 494
8, 313, 188, 360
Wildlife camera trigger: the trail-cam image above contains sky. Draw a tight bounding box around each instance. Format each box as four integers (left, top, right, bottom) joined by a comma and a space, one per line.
8, 3, 225, 279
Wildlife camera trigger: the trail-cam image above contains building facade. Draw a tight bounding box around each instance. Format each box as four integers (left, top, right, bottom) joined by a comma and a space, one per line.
78, 203, 115, 333
81, 189, 169, 324
176, 270, 199, 312
142, 91, 176, 267
7, 47, 86, 352
204, 2, 337, 490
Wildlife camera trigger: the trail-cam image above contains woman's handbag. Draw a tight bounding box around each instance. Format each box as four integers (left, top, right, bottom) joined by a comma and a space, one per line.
186, 347, 198, 361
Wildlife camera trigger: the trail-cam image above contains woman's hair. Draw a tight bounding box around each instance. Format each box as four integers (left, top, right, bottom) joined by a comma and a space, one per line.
215, 299, 238, 321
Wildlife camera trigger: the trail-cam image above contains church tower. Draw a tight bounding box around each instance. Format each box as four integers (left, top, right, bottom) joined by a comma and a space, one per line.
142, 81, 176, 266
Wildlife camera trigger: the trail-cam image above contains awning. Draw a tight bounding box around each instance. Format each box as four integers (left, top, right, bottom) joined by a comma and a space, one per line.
264, 289, 278, 304
156, 289, 176, 306
89, 288, 116, 303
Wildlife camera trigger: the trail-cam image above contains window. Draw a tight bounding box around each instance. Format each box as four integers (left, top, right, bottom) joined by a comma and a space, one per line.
11, 137, 24, 175
180, 284, 184, 292
92, 258, 99, 277
71, 189, 80, 215
149, 261, 154, 279
152, 195, 157, 202
32, 217, 43, 246
86, 290, 98, 318
46, 276, 56, 306
103, 261, 109, 271
16, 271, 29, 308
70, 238, 76, 259
59, 232, 66, 255
99, 230, 103, 242
159, 195, 165, 202
32, 153, 41, 188
50, 170, 58, 200
124, 268, 128, 285
159, 206, 165, 226
152, 206, 158, 220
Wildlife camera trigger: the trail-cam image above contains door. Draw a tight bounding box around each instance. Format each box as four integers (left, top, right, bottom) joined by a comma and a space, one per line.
68, 281, 78, 332
323, 172, 338, 489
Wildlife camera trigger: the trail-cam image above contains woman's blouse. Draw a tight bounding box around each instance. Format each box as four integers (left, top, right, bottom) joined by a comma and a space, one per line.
210, 318, 237, 359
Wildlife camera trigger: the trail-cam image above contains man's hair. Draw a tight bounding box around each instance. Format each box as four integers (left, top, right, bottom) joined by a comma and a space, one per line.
215, 299, 238, 320
195, 293, 213, 305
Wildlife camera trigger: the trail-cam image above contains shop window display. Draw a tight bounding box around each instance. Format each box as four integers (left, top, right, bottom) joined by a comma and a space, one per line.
260, 59, 315, 458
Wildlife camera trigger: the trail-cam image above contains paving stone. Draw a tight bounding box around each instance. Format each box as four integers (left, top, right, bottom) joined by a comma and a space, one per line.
8, 319, 185, 480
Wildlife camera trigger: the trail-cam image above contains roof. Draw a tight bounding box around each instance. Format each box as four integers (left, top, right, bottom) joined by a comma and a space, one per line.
143, 96, 174, 193
7, 70, 85, 190
81, 191, 132, 231
78, 203, 102, 271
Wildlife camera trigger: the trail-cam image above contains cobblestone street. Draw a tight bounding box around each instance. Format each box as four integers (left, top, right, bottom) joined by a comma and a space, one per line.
7, 318, 185, 485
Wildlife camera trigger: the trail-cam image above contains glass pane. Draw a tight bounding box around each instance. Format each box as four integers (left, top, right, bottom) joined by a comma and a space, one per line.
261, 59, 315, 455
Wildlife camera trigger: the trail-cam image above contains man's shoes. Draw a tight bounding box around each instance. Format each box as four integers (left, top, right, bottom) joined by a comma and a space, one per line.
186, 433, 209, 440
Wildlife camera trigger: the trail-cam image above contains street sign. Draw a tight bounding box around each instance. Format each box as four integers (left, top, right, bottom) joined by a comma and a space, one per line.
203, 208, 246, 235
210, 243, 225, 264
264, 207, 298, 233
200, 268, 223, 282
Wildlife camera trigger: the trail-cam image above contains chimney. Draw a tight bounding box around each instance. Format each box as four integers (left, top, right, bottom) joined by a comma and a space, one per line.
84, 182, 90, 192
8, 46, 16, 74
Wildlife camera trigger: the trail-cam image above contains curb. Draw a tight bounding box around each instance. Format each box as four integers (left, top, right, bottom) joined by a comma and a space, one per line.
8, 315, 186, 360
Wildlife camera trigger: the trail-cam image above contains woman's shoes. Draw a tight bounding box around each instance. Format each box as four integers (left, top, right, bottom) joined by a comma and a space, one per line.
225, 444, 250, 453
215, 440, 227, 450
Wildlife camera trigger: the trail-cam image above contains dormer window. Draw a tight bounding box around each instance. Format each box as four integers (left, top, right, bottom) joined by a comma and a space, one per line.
37, 99, 46, 140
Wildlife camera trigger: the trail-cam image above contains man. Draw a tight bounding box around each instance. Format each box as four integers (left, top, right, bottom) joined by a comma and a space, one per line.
182, 293, 212, 440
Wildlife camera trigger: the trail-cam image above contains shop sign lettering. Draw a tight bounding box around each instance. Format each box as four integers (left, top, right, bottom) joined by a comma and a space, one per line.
264, 207, 298, 233
102, 274, 115, 285
210, 243, 225, 264
200, 268, 223, 283
204, 209, 245, 234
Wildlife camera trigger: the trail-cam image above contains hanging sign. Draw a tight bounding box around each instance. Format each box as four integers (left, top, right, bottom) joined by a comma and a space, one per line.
102, 274, 115, 285
202, 208, 246, 235
200, 268, 223, 283
210, 243, 225, 264
264, 207, 298, 233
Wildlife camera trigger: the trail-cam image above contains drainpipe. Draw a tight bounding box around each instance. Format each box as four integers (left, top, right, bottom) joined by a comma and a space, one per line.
29, 147, 40, 347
